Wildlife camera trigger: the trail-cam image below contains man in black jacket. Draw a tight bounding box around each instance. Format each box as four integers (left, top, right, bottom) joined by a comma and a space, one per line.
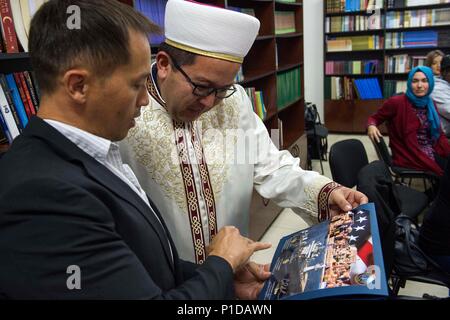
0, 0, 270, 299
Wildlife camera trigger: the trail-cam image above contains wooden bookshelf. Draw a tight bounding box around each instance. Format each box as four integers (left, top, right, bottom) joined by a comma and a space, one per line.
324, 0, 450, 133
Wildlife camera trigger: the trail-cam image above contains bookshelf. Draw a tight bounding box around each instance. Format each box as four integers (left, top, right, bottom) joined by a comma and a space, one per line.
323, 0, 450, 133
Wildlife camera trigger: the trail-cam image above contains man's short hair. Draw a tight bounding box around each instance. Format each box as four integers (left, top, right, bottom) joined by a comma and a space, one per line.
158, 42, 197, 67
29, 0, 161, 94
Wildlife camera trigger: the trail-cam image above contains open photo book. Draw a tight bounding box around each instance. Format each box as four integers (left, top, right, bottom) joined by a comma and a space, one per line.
259, 203, 389, 300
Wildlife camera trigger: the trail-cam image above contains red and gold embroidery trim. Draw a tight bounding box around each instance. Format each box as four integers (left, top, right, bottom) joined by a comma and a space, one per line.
174, 121, 207, 264
190, 124, 218, 239
317, 182, 342, 222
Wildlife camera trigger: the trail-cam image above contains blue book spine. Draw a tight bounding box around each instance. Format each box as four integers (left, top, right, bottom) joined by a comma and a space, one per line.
0, 109, 12, 144
5, 74, 28, 129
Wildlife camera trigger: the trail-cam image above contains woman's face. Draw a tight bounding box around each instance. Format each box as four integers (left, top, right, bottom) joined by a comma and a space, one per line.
431, 55, 443, 76
411, 71, 429, 97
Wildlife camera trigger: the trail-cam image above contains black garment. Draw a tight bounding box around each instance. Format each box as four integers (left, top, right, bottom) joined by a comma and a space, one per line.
0, 117, 234, 299
420, 156, 450, 256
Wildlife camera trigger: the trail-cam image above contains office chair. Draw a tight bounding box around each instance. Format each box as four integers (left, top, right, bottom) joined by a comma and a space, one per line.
330, 139, 428, 219
329, 139, 368, 188
372, 136, 439, 197
357, 160, 450, 296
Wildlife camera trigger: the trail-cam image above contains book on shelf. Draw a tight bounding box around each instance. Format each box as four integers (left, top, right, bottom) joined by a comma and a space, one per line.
275, 11, 296, 35
0, 0, 47, 52
325, 59, 382, 75
384, 80, 407, 98
277, 67, 301, 108
0, 72, 40, 142
259, 203, 389, 300
386, 8, 450, 29
326, 0, 383, 14
326, 14, 383, 33
327, 35, 383, 51
354, 78, 383, 99
245, 87, 266, 121
227, 6, 256, 17
385, 30, 438, 48
234, 66, 244, 83
134, 0, 166, 45
384, 54, 426, 73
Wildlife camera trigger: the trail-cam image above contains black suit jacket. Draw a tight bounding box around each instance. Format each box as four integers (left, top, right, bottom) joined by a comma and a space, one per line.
0, 117, 234, 299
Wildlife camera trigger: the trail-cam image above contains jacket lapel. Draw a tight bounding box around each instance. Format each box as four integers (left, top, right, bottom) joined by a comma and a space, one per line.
25, 117, 175, 271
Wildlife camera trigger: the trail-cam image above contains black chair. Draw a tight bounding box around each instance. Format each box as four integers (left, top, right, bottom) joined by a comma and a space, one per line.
330, 139, 428, 219
305, 102, 328, 174
357, 160, 450, 296
329, 139, 368, 188
372, 136, 439, 196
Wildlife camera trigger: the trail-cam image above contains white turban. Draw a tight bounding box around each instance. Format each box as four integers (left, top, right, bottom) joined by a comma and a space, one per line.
164, 0, 260, 63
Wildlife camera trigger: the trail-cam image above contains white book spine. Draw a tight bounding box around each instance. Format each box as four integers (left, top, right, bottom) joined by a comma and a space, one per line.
0, 86, 20, 139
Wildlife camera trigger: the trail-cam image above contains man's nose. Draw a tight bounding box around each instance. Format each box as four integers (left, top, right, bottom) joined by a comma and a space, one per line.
198, 92, 217, 109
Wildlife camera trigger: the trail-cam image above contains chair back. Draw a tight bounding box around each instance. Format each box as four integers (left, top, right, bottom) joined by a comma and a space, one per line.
329, 139, 369, 188
372, 136, 392, 167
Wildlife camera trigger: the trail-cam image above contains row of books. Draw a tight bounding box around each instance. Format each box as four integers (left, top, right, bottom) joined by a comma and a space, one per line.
327, 35, 384, 52
0, 72, 40, 144
325, 76, 356, 100
276, 68, 301, 109
386, 8, 450, 29
245, 87, 266, 121
384, 54, 426, 73
325, 76, 383, 100
134, 0, 167, 45
384, 80, 407, 97
385, 30, 438, 48
353, 78, 383, 99
325, 14, 383, 33
387, 0, 450, 8
326, 0, 383, 13
0, 0, 47, 53
325, 59, 383, 75
274, 11, 296, 35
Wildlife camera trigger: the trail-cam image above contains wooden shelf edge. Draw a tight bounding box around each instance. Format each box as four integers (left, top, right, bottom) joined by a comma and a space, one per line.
275, 1, 303, 8
0, 52, 30, 60
239, 70, 275, 85
256, 35, 275, 41
326, 29, 383, 36
325, 73, 382, 77
277, 62, 302, 73
385, 25, 450, 32
276, 32, 303, 38
277, 96, 303, 112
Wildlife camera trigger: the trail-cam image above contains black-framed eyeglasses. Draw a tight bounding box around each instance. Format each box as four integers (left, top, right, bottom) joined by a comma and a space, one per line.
169, 54, 237, 99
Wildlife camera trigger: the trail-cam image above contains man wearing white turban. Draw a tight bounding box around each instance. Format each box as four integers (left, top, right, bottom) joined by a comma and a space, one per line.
120, 0, 368, 264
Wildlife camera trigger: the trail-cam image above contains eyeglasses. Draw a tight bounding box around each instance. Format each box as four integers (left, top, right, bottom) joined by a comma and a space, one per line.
169, 55, 237, 99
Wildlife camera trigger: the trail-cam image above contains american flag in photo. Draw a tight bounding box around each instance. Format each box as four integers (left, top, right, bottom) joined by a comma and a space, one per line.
348, 209, 374, 283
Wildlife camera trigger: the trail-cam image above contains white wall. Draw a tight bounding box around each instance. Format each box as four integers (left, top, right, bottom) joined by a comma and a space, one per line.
303, 0, 325, 121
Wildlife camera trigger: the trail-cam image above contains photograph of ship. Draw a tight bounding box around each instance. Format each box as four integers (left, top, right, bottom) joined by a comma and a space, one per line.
262, 208, 375, 300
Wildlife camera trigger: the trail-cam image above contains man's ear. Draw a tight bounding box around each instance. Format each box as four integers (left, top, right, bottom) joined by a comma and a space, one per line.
156, 51, 171, 81
62, 69, 90, 104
